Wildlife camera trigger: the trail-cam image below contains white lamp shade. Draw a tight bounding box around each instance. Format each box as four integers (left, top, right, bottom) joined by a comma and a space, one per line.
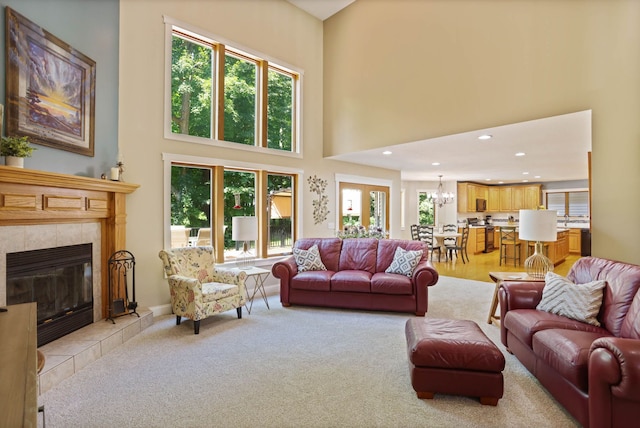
519, 210, 558, 242
232, 216, 258, 241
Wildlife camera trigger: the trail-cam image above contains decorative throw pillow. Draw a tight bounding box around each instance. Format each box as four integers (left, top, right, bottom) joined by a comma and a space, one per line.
536, 271, 607, 326
293, 244, 327, 272
385, 246, 423, 277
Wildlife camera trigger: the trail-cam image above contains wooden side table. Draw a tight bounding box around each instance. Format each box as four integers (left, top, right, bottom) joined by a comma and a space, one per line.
487, 272, 545, 325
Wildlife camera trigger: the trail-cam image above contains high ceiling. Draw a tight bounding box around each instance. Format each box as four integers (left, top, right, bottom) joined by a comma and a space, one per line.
286, 1, 592, 185
287, 0, 355, 20
328, 110, 592, 184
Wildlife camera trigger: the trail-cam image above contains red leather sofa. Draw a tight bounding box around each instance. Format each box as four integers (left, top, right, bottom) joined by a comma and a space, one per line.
499, 257, 640, 428
271, 238, 439, 315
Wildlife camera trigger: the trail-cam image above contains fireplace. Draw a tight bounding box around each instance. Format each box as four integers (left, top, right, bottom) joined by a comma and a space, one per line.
7, 244, 93, 347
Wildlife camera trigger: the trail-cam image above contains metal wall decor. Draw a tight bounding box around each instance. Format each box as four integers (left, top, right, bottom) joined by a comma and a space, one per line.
307, 174, 329, 225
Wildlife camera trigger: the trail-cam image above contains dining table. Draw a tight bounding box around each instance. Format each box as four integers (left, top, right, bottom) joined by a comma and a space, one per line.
432, 231, 461, 261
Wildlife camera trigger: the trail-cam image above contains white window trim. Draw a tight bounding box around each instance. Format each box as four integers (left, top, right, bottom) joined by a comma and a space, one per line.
162, 152, 304, 250
163, 15, 304, 158
334, 173, 393, 235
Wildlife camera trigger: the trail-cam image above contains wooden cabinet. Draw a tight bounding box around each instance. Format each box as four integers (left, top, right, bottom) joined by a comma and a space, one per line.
499, 187, 512, 211
488, 187, 500, 211
569, 229, 582, 254
524, 185, 541, 209
0, 302, 38, 427
459, 183, 541, 213
466, 227, 485, 254
545, 230, 570, 265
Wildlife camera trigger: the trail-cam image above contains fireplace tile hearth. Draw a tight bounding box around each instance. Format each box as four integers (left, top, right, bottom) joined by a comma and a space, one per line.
37, 309, 153, 395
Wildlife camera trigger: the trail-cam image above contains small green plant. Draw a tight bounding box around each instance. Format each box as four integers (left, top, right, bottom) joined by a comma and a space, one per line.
0, 135, 36, 157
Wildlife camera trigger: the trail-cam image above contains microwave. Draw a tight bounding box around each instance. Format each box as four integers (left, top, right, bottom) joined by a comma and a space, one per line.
476, 198, 487, 212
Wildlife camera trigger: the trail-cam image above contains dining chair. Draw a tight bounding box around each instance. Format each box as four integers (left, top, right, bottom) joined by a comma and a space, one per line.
499, 227, 521, 266
442, 224, 459, 260
417, 225, 443, 262
447, 226, 469, 263
410, 224, 420, 240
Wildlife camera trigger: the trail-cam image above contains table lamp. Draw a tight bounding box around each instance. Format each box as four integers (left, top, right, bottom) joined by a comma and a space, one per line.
519, 209, 557, 279
232, 216, 258, 269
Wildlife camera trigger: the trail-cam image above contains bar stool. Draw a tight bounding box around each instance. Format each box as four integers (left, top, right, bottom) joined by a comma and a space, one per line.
499, 227, 521, 267
527, 241, 549, 257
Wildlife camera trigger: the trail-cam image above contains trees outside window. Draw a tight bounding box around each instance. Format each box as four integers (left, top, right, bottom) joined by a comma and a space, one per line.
169, 26, 298, 153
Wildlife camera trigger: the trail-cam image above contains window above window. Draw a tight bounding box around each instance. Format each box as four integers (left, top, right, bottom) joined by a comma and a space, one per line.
165, 18, 301, 156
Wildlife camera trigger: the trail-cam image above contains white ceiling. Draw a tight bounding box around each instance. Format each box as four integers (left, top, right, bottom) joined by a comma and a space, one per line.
286, 1, 592, 185
287, 0, 355, 21
328, 110, 592, 184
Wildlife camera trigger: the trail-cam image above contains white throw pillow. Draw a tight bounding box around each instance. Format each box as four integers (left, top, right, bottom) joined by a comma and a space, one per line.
385, 246, 423, 277
293, 244, 327, 272
536, 271, 606, 326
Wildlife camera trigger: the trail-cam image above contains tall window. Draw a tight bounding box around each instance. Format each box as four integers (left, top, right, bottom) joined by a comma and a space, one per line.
417, 191, 435, 225
168, 23, 299, 153
170, 163, 297, 263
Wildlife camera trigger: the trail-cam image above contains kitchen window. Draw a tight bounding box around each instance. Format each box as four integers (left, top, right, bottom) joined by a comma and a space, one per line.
165, 18, 300, 154
546, 191, 589, 217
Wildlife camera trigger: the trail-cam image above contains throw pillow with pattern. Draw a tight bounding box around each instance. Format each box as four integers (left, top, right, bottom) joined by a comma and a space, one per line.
293, 244, 327, 272
385, 246, 423, 277
536, 271, 606, 326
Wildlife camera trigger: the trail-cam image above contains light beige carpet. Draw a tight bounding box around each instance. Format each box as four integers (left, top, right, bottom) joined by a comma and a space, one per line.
39, 276, 579, 427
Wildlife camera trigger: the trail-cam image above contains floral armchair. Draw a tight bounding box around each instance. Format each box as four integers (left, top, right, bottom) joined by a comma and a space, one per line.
158, 246, 247, 334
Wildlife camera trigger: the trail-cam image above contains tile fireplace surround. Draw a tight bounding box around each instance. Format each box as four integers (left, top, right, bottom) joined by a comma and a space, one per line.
0, 166, 139, 319
0, 166, 148, 393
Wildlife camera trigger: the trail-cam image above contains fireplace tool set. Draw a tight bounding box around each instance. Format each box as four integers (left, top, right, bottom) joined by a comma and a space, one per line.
107, 250, 139, 323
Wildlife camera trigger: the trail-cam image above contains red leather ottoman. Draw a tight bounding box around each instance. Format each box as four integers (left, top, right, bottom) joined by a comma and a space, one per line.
405, 318, 505, 405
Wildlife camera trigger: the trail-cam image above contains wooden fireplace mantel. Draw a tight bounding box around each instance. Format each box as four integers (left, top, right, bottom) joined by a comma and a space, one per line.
0, 166, 139, 318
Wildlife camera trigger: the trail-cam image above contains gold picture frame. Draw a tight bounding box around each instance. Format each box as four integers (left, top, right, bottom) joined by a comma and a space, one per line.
5, 7, 96, 157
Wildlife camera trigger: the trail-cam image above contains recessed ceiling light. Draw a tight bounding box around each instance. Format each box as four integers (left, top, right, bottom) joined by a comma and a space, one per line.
534, 175, 541, 179
382, 150, 392, 155
485, 178, 491, 181
522, 179, 529, 182
523, 172, 529, 175
515, 152, 525, 157
431, 162, 440, 166
498, 181, 504, 184
478, 134, 492, 140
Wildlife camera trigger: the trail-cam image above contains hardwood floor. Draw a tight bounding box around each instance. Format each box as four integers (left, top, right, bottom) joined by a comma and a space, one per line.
430, 248, 580, 282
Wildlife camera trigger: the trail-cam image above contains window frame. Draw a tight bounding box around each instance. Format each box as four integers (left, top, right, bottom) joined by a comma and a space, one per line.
335, 174, 393, 234
163, 152, 302, 265
543, 188, 590, 218
163, 15, 303, 159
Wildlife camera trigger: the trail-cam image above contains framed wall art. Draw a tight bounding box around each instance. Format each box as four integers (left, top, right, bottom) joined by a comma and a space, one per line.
5, 7, 96, 157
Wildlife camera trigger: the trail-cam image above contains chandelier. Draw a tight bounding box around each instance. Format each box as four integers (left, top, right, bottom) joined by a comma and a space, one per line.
429, 175, 455, 208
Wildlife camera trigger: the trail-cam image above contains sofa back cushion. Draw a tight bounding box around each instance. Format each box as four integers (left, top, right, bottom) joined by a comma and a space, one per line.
621, 291, 640, 339
294, 238, 342, 272
376, 239, 428, 273
568, 257, 640, 337
339, 238, 378, 273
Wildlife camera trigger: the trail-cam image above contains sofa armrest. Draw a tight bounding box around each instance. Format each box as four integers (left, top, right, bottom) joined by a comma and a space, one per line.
412, 260, 438, 287
271, 256, 298, 305
412, 260, 439, 316
589, 337, 640, 426
498, 281, 545, 346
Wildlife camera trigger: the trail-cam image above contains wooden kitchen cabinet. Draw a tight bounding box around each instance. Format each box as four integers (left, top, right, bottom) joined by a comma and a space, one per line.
546, 230, 570, 265
512, 186, 524, 210
488, 187, 500, 211
467, 227, 485, 254
569, 229, 582, 254
499, 187, 512, 211
524, 185, 541, 209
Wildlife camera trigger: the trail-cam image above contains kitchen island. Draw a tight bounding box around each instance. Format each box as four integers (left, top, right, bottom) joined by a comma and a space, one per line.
494, 226, 571, 266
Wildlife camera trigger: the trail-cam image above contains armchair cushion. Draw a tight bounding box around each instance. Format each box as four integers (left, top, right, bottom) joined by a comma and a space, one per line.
536, 272, 606, 326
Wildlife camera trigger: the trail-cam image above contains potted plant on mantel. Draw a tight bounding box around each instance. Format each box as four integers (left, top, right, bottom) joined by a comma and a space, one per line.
0, 135, 36, 168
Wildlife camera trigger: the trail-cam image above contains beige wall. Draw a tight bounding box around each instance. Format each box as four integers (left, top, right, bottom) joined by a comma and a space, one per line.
324, 0, 640, 264
118, 0, 399, 309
